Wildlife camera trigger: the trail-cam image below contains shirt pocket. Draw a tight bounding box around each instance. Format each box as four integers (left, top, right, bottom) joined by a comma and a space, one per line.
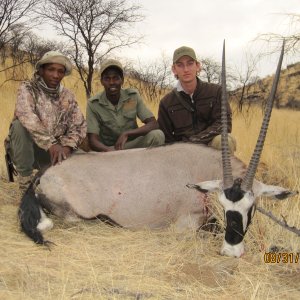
122, 109, 138, 131
195, 97, 214, 121
99, 113, 114, 127
123, 98, 137, 120
168, 106, 193, 129
123, 109, 137, 120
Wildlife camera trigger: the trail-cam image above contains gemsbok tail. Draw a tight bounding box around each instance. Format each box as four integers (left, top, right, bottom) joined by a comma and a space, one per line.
18, 181, 45, 244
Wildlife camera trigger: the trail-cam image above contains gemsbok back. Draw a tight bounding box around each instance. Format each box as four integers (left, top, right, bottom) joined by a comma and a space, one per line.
18, 41, 297, 257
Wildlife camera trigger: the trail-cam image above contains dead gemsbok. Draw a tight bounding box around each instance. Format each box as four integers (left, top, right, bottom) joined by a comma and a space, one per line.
18, 41, 297, 257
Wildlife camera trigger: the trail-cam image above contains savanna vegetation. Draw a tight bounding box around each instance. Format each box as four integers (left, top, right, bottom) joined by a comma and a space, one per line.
0, 58, 299, 299
1, 1, 299, 299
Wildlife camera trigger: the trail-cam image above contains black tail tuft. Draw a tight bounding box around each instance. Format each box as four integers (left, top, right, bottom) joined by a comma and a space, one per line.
18, 182, 45, 244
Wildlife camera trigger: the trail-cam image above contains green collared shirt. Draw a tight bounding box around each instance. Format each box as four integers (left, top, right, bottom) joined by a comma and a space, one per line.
87, 88, 154, 146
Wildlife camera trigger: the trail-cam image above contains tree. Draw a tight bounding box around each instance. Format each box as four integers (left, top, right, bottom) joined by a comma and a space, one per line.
256, 13, 300, 54
38, 0, 143, 98
253, 13, 300, 110
233, 52, 259, 112
199, 56, 237, 91
0, 0, 40, 49
199, 57, 221, 84
0, 29, 62, 86
0, 24, 32, 85
126, 55, 172, 102
0, 0, 41, 84
22, 32, 63, 67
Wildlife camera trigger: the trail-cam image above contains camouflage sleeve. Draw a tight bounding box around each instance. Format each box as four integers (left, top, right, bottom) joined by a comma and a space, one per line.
15, 83, 57, 150
59, 91, 87, 149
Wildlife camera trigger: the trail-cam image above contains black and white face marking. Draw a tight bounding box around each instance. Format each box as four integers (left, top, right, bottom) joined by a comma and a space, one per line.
225, 210, 244, 245
219, 189, 256, 257
186, 177, 295, 258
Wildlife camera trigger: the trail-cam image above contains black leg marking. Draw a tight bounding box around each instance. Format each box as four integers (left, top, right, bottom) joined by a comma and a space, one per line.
186, 184, 208, 193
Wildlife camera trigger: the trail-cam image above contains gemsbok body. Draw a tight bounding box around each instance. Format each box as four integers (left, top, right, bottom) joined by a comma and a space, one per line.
18, 41, 297, 257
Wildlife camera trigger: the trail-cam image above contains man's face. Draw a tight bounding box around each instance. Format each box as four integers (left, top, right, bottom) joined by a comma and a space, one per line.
101, 68, 124, 98
172, 56, 200, 83
39, 63, 66, 88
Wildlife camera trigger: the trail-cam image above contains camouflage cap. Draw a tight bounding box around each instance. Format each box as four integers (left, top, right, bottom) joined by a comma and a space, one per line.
35, 51, 72, 75
100, 59, 124, 77
173, 46, 197, 63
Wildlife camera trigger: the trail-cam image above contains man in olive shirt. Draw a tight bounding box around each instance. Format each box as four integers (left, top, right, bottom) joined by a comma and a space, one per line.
86, 59, 165, 151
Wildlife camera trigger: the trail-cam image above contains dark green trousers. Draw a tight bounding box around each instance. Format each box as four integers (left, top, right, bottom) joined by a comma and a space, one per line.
8, 120, 51, 177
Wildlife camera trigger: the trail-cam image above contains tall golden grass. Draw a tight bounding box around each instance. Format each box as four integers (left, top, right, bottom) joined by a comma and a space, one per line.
0, 66, 299, 299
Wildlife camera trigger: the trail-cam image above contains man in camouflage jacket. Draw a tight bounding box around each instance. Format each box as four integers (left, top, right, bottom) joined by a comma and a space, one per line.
6, 51, 87, 195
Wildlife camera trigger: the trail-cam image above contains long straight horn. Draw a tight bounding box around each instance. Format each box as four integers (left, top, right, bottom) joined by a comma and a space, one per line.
221, 40, 233, 189
241, 41, 285, 192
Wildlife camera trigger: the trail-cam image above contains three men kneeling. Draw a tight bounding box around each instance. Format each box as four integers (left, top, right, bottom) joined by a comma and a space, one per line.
5, 46, 236, 195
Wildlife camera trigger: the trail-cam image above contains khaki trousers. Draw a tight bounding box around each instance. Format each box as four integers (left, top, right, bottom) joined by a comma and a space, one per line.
209, 134, 237, 154
124, 129, 165, 149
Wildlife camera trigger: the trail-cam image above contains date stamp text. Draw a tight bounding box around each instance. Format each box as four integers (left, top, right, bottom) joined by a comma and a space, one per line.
264, 252, 299, 263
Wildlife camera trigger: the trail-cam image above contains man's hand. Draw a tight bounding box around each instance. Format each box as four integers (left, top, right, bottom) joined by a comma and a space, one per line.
88, 133, 115, 152
115, 132, 129, 150
48, 144, 73, 165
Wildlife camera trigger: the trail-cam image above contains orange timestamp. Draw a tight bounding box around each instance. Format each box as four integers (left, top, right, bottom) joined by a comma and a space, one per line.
264, 252, 299, 263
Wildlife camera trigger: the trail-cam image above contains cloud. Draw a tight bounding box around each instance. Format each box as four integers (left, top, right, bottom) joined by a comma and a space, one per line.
124, 0, 300, 77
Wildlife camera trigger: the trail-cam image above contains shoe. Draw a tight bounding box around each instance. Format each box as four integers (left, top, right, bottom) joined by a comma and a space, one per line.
17, 174, 33, 196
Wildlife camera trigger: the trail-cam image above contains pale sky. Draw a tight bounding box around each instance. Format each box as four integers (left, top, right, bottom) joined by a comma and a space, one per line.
122, 0, 300, 77
36, 0, 300, 78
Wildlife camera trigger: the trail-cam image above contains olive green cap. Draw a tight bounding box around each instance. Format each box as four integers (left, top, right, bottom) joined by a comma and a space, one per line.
173, 46, 197, 63
99, 59, 123, 77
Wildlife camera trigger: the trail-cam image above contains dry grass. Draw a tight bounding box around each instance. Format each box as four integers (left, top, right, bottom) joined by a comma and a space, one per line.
0, 67, 300, 299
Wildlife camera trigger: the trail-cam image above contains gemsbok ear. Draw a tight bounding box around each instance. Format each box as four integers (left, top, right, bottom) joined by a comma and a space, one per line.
253, 180, 298, 200
186, 180, 222, 193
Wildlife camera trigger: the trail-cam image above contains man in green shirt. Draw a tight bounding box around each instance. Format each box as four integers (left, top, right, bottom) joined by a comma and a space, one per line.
86, 59, 165, 151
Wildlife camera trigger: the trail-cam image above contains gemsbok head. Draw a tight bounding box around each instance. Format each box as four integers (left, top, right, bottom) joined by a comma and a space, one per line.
187, 40, 297, 257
